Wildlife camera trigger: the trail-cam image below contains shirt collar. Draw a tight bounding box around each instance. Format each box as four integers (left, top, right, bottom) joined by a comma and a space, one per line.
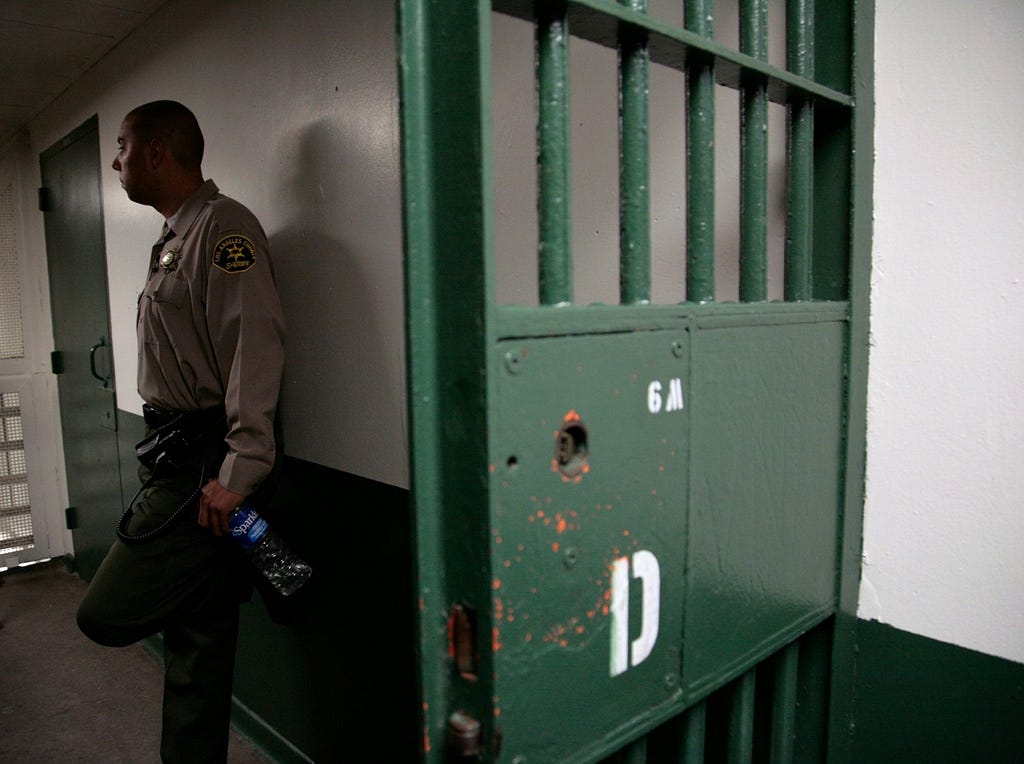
164, 179, 219, 239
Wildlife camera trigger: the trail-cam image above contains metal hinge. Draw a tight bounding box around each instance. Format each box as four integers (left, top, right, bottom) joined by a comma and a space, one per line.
51, 350, 64, 375
448, 711, 481, 759
38, 187, 52, 212
65, 506, 78, 530
448, 603, 478, 680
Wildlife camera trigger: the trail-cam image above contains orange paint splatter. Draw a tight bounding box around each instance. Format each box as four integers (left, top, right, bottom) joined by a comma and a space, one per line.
552, 542, 560, 553
623, 529, 631, 537
556, 517, 567, 534
492, 627, 503, 653
493, 578, 502, 590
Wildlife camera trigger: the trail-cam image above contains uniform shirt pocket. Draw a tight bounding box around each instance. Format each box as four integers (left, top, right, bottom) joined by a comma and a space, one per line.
144, 272, 188, 308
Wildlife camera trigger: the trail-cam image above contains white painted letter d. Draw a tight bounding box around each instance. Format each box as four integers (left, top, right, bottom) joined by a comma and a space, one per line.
610, 550, 661, 677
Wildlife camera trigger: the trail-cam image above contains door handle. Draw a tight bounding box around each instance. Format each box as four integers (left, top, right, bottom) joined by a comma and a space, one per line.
89, 338, 108, 385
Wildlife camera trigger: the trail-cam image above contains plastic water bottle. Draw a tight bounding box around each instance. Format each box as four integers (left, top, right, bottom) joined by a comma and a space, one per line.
228, 503, 312, 596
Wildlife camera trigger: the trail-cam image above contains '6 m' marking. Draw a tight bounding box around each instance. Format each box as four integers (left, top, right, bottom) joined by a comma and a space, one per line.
647, 379, 684, 414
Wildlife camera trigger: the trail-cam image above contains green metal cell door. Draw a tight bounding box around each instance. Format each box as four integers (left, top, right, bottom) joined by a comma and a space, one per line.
399, 2, 872, 761
40, 116, 123, 580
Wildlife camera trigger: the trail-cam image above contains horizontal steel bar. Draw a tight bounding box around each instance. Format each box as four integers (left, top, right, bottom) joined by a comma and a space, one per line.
493, 0, 853, 107
496, 300, 848, 339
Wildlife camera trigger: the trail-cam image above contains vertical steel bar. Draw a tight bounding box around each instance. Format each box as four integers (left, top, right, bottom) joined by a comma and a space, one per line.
619, 734, 648, 763
685, 0, 715, 302
537, 1, 573, 305
682, 701, 707, 762
619, 0, 651, 304
740, 0, 768, 302
785, 0, 815, 301
771, 641, 800, 763
727, 670, 757, 764
398, 2, 496, 759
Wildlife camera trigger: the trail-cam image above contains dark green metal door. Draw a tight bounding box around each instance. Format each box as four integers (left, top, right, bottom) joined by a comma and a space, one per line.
40, 116, 123, 580
399, 2, 871, 761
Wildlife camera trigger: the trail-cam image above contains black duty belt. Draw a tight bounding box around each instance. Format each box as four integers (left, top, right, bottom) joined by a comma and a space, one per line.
121, 404, 227, 544
142, 403, 225, 430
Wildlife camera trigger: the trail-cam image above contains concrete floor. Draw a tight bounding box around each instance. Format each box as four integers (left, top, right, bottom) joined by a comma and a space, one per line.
0, 559, 268, 763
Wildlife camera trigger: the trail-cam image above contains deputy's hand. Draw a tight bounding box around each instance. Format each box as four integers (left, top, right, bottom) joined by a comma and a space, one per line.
199, 479, 245, 537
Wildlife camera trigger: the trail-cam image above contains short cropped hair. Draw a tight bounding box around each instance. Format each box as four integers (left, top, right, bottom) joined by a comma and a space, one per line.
126, 100, 204, 168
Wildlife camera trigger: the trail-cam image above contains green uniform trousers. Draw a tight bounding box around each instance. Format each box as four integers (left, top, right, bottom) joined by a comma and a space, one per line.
77, 435, 248, 764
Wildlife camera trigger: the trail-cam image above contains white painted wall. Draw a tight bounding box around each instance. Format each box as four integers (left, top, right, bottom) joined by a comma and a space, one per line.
25, 0, 407, 487
860, 0, 1024, 663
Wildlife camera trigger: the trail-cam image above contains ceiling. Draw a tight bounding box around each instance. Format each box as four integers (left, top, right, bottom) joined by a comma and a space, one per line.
0, 0, 167, 151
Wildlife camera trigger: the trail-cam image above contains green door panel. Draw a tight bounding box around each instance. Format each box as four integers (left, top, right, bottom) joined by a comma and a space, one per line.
684, 319, 845, 697
492, 330, 689, 762
40, 117, 123, 579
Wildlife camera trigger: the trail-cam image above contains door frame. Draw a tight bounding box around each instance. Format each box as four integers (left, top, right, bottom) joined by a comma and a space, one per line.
0, 137, 69, 569
398, 2, 872, 760
39, 115, 123, 579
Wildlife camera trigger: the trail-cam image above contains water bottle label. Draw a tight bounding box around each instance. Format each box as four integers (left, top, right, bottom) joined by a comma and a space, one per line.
228, 505, 269, 551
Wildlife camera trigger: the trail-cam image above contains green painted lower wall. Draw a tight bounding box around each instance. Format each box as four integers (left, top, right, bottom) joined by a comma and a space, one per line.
230, 456, 418, 762
852, 619, 1024, 763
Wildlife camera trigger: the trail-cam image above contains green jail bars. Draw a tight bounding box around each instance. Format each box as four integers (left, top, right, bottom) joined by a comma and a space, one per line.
397, 1, 872, 761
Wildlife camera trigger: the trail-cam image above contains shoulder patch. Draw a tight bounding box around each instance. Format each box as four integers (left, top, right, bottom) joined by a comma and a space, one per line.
213, 234, 256, 274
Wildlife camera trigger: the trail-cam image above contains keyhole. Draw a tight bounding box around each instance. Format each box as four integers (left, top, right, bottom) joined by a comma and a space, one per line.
556, 421, 588, 478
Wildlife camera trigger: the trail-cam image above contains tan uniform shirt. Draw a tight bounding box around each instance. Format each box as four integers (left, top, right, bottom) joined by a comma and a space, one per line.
138, 179, 285, 497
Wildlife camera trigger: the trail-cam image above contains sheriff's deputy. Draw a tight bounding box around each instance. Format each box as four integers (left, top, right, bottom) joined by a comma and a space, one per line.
77, 100, 285, 762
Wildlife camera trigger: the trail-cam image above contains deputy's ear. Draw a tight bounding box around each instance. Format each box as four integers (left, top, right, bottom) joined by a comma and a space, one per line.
147, 137, 166, 169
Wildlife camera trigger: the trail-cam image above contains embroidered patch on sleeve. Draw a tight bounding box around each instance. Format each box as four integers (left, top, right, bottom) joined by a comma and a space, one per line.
212, 234, 257, 274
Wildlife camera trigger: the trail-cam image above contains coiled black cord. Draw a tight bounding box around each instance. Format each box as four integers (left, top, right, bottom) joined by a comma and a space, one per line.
116, 452, 207, 544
